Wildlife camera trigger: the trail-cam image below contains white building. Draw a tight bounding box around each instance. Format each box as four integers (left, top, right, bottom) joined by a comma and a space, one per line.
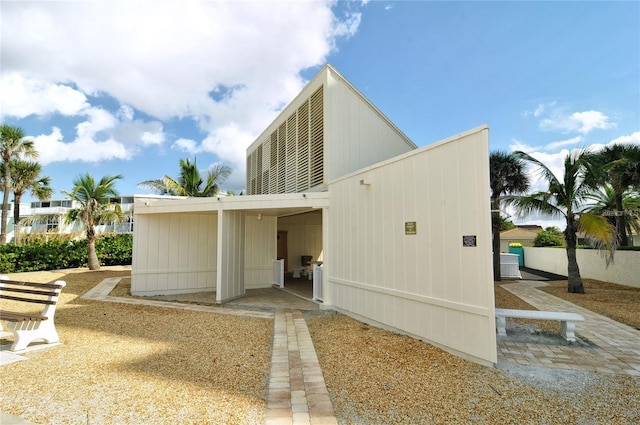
5, 197, 137, 242
131, 65, 497, 366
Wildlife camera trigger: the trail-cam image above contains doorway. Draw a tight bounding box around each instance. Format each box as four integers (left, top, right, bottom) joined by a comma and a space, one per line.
277, 231, 288, 271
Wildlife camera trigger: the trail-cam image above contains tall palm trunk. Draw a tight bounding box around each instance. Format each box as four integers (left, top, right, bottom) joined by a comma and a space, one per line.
86, 227, 100, 270
614, 191, 629, 246
491, 199, 501, 281
12, 193, 22, 245
1, 165, 10, 244
564, 217, 584, 293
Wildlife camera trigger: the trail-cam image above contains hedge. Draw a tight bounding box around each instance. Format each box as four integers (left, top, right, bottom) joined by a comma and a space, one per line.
0, 233, 132, 274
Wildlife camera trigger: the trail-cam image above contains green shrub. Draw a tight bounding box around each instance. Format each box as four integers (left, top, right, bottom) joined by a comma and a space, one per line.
96, 233, 133, 266
534, 227, 564, 247
0, 233, 132, 273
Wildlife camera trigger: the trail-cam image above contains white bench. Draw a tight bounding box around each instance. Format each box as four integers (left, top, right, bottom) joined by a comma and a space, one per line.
495, 308, 584, 342
0, 276, 66, 351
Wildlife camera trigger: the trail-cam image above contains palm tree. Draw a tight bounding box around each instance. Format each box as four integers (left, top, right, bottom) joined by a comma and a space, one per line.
584, 185, 640, 245
505, 150, 617, 293
594, 144, 640, 246
0, 125, 38, 243
0, 160, 53, 245
489, 151, 529, 281
138, 157, 232, 197
63, 173, 123, 270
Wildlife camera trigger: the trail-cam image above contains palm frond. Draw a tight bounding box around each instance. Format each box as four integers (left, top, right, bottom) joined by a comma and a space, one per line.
502, 192, 565, 219
578, 212, 617, 266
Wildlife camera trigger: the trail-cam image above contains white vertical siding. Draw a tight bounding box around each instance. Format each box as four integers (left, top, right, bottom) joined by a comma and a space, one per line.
216, 211, 245, 302
325, 68, 415, 183
244, 214, 277, 289
326, 126, 496, 366
131, 213, 217, 296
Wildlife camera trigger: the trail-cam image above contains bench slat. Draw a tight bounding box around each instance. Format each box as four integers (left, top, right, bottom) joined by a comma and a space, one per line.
0, 311, 47, 322
0, 294, 56, 305
0, 287, 60, 297
0, 280, 64, 290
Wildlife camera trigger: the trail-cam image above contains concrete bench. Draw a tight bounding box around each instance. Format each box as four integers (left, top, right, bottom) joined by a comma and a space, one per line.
0, 276, 66, 351
495, 308, 584, 342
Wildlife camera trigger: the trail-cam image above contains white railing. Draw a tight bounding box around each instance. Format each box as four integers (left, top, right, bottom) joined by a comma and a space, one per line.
313, 265, 323, 301
273, 259, 284, 288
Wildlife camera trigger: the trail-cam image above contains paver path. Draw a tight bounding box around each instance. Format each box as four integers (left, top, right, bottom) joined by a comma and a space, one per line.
499, 280, 640, 376
265, 309, 338, 425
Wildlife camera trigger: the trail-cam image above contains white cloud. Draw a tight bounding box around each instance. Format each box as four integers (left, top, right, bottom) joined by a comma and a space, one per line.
545, 136, 583, 151
536, 106, 615, 134
569, 110, 615, 134
608, 131, 640, 146
32, 127, 128, 165
0, 73, 89, 118
1, 1, 360, 178
173, 138, 199, 153
509, 136, 582, 153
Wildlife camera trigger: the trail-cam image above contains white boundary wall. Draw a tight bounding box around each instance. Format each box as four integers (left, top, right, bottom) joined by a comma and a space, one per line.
325, 126, 496, 366
523, 247, 640, 288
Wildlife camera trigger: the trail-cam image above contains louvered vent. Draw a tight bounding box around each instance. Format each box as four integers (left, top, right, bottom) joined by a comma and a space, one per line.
277, 123, 286, 193
297, 99, 310, 191
256, 145, 263, 195
309, 87, 324, 187
246, 85, 324, 194
285, 113, 297, 193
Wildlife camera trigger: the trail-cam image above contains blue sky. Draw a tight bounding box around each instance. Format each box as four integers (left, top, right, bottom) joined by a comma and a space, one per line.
1, 1, 638, 227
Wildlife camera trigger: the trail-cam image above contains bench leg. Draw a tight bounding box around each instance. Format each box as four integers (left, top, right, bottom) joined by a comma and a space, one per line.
561, 321, 577, 342
495, 316, 507, 337
6, 320, 60, 351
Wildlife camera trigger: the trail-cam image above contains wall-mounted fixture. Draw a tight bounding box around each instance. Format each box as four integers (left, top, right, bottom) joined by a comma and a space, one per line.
144, 201, 150, 206
257, 214, 262, 221
359, 178, 372, 186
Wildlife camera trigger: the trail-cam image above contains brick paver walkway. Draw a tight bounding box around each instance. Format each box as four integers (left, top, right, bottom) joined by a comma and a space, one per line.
498, 280, 640, 376
265, 309, 337, 425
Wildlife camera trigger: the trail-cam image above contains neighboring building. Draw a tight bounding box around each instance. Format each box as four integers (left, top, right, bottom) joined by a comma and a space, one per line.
131, 65, 496, 366
6, 196, 138, 242
499, 225, 543, 252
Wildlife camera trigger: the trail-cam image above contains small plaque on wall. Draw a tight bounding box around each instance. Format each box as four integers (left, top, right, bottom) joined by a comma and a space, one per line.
462, 235, 477, 247
405, 221, 417, 235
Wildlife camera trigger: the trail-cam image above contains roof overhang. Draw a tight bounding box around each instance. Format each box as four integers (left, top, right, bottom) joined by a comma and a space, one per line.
133, 192, 330, 217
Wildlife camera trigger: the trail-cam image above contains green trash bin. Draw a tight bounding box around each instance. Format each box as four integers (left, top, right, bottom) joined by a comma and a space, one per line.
508, 243, 524, 266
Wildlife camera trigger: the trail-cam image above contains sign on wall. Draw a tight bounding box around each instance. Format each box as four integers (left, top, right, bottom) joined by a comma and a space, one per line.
405, 221, 417, 235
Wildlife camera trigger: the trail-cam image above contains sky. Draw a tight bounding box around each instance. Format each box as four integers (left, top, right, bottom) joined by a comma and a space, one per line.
1, 0, 639, 229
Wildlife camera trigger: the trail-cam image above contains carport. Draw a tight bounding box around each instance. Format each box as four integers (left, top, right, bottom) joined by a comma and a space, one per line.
131, 192, 329, 304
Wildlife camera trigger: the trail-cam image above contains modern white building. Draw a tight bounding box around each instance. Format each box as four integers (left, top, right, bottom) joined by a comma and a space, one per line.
131, 64, 497, 366
5, 196, 137, 242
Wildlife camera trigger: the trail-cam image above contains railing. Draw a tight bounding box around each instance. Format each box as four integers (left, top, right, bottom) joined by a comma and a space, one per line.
273, 260, 284, 288
313, 265, 323, 301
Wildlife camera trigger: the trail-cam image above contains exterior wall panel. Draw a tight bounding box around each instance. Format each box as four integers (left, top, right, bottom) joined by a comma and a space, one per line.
131, 213, 217, 296
325, 69, 415, 183
217, 211, 245, 302
245, 214, 277, 289
326, 126, 496, 366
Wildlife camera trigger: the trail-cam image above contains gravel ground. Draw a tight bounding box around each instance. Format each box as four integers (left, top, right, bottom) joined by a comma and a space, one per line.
305, 310, 640, 425
2, 269, 639, 424
1, 269, 272, 425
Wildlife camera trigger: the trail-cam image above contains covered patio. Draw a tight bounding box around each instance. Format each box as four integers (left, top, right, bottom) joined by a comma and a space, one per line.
130, 273, 317, 311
